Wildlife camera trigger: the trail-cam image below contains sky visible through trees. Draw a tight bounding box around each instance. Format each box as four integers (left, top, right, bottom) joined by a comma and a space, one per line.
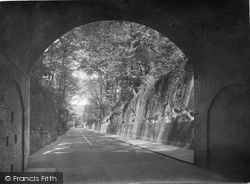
32, 20, 186, 125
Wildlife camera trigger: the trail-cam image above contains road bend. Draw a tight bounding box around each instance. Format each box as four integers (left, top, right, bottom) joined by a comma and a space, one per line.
29, 128, 231, 184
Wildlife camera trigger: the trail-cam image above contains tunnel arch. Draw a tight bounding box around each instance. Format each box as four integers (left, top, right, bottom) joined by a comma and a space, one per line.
0, 0, 212, 71
33, 19, 189, 71
0, 0, 248, 180
40, 19, 187, 65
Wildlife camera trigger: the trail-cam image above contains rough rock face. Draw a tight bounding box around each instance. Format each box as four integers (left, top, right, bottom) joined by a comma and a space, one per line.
98, 62, 194, 149
30, 78, 66, 154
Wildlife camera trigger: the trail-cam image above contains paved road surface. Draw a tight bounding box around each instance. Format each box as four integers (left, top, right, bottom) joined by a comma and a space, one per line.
29, 128, 231, 184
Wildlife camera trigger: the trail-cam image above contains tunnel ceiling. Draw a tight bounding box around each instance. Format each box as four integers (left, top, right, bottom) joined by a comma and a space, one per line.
0, 0, 246, 72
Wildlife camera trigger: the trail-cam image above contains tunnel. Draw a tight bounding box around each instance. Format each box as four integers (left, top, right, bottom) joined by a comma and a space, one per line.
0, 0, 249, 180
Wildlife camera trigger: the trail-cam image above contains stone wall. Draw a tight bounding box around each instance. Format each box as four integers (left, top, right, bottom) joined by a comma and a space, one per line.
207, 84, 250, 180
97, 62, 194, 149
30, 78, 66, 154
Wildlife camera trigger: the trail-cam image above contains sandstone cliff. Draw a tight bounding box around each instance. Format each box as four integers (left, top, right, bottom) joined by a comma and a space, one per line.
97, 62, 194, 149
30, 78, 67, 154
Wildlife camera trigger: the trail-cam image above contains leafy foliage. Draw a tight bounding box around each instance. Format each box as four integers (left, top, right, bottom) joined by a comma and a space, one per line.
74, 21, 185, 125
32, 20, 185, 127
32, 32, 81, 125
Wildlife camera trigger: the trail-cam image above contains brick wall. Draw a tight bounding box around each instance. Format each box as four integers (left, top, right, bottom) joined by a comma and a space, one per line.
0, 80, 23, 172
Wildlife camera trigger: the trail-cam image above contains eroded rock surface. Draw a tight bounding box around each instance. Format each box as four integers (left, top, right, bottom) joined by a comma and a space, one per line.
97, 62, 194, 149
30, 78, 66, 154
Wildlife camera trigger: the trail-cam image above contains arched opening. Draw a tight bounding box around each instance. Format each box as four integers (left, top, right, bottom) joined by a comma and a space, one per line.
0, 80, 25, 172
207, 83, 250, 180
11, 80, 26, 172
30, 20, 194, 163
0, 0, 248, 181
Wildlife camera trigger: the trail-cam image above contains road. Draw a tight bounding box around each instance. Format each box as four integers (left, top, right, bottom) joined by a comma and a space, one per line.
29, 128, 231, 184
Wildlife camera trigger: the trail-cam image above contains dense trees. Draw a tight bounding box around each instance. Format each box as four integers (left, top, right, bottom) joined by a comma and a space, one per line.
32, 32, 80, 126
32, 20, 185, 127
77, 21, 185, 126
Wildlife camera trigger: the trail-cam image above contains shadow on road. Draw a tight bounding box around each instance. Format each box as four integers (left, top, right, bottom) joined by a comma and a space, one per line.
29, 128, 234, 184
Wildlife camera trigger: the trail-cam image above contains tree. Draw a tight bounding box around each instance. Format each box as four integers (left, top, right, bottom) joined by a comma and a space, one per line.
32, 31, 81, 125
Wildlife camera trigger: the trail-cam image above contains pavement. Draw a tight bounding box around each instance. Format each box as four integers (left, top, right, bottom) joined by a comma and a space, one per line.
27, 128, 235, 184
88, 129, 194, 164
